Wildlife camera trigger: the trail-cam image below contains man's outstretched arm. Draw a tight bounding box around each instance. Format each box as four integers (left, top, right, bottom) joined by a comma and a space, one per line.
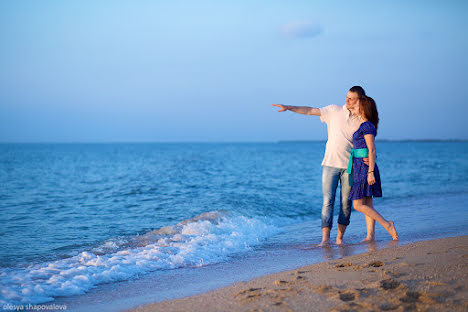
271, 104, 321, 116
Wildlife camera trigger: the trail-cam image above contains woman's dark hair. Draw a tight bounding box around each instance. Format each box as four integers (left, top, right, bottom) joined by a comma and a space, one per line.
360, 96, 379, 136
349, 86, 366, 99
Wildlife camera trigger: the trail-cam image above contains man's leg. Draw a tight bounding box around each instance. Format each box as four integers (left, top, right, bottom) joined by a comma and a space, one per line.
320, 166, 340, 246
320, 227, 331, 247
336, 224, 347, 245
337, 169, 352, 245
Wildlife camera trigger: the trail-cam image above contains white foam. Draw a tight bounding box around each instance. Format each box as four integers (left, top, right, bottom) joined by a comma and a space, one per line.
0, 212, 284, 305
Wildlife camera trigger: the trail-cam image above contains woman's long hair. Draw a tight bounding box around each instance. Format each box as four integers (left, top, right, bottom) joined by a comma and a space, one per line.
360, 96, 379, 136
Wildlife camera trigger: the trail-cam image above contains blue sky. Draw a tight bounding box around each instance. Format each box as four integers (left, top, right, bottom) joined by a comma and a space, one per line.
1, 0, 467, 142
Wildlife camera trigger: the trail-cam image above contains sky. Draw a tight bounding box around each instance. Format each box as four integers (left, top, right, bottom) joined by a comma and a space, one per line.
0, 0, 467, 142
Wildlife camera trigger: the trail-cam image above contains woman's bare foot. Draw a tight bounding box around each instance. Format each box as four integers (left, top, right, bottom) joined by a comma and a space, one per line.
336, 238, 343, 245
387, 221, 398, 240
361, 237, 375, 243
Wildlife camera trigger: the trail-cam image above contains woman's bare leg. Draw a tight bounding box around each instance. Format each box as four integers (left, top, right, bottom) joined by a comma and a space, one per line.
353, 197, 398, 240
362, 215, 375, 242
362, 197, 375, 242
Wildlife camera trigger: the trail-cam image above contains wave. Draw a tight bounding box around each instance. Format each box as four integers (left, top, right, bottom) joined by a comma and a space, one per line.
0, 211, 284, 305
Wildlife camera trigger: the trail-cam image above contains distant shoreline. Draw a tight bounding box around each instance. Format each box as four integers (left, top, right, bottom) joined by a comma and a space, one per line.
278, 139, 468, 143
0, 139, 467, 144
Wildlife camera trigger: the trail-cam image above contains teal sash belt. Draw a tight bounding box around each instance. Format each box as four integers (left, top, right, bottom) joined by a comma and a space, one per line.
347, 148, 369, 174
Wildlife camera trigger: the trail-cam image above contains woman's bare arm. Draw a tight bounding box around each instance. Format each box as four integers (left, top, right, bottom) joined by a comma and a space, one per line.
364, 134, 376, 185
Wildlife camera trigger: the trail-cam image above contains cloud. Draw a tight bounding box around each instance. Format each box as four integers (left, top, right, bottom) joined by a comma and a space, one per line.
281, 21, 322, 39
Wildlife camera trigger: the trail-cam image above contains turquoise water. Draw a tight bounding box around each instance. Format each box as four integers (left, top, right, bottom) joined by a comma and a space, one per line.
1, 142, 468, 306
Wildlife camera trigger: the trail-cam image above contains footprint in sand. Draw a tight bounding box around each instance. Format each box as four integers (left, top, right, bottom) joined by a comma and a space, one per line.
238, 287, 263, 294
334, 262, 353, 268
332, 302, 369, 312
399, 291, 421, 303
379, 302, 399, 311
385, 270, 406, 278
274, 280, 289, 286
354, 288, 372, 298
315, 285, 340, 294
234, 287, 264, 300
338, 288, 372, 302
366, 261, 385, 268
380, 279, 401, 290
338, 290, 356, 302
334, 262, 363, 271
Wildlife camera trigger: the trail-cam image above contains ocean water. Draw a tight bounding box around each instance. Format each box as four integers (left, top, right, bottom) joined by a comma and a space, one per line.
1, 142, 468, 308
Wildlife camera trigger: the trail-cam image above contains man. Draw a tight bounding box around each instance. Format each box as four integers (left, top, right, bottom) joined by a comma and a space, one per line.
272, 86, 366, 245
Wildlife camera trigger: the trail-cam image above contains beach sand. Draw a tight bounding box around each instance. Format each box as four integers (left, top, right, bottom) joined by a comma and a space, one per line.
129, 236, 468, 312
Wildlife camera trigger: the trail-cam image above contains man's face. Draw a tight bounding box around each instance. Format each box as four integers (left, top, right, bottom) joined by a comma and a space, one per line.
345, 91, 359, 111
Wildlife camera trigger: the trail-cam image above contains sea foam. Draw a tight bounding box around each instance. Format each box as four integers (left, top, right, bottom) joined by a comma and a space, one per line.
0, 211, 282, 305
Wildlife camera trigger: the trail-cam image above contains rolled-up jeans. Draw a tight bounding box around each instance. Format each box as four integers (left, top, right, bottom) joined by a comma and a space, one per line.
321, 166, 352, 228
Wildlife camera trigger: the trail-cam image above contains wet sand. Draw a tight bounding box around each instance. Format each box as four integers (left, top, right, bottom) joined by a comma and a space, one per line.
129, 236, 468, 312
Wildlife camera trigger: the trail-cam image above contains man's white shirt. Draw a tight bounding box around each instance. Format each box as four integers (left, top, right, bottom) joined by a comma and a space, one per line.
319, 105, 362, 169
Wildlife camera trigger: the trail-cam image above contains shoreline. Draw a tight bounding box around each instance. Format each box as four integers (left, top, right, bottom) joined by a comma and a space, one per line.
129, 236, 468, 312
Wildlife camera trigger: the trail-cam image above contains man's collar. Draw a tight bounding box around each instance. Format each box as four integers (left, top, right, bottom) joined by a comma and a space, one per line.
343, 105, 356, 119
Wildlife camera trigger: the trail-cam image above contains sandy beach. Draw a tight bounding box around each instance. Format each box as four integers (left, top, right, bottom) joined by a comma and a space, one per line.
129, 236, 468, 312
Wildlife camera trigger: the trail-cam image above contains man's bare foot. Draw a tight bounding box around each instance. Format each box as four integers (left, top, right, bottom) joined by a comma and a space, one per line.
318, 239, 330, 247
336, 238, 343, 245
361, 237, 375, 243
387, 221, 398, 240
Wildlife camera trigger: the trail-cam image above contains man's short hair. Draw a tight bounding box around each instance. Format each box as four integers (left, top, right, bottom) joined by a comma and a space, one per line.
349, 86, 366, 98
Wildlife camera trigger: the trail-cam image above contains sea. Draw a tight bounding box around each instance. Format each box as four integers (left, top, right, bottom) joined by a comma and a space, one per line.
1, 142, 468, 311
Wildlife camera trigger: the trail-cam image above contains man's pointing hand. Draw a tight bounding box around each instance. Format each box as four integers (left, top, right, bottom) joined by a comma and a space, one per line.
271, 104, 288, 112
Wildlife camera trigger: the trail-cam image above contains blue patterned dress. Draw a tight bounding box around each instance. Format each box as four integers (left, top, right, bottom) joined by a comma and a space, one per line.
349, 121, 382, 200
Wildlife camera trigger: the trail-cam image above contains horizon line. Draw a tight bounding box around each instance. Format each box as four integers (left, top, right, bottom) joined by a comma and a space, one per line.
0, 139, 467, 144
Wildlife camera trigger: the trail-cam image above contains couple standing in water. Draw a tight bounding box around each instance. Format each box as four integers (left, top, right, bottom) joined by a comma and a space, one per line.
272, 86, 398, 245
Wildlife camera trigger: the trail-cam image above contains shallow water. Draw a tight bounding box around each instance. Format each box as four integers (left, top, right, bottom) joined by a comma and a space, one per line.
1, 142, 467, 307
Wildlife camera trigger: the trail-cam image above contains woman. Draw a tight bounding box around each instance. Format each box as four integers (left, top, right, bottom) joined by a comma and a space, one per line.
348, 96, 398, 241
